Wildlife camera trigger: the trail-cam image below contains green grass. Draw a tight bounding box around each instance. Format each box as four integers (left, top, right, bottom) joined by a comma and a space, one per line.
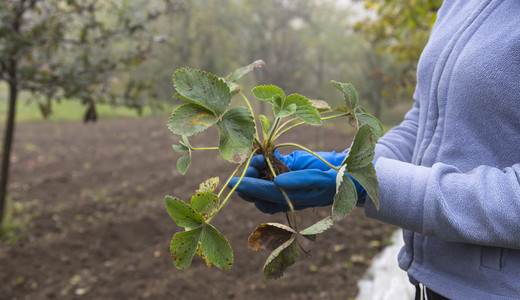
0, 99, 169, 123
0, 82, 174, 123
0, 201, 33, 246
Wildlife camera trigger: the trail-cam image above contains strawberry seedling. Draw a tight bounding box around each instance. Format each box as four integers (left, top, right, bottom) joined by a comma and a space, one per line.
165, 60, 382, 279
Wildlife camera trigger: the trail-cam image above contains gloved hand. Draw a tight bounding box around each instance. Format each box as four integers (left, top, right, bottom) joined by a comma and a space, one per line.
228, 150, 366, 214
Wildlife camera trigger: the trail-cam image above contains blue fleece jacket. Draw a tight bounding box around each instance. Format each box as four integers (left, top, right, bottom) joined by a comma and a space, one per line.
364, 1, 520, 299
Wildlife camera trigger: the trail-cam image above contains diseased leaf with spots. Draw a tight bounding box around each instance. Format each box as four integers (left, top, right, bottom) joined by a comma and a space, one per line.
331, 80, 359, 112
248, 223, 296, 251
300, 216, 334, 241
200, 224, 233, 270
195, 177, 219, 194
196, 243, 213, 267
165, 196, 205, 228
217, 106, 256, 163
263, 234, 300, 280
226, 60, 265, 82
252, 85, 285, 102
356, 107, 383, 141
341, 124, 376, 170
173, 68, 231, 116
190, 192, 219, 215
168, 104, 218, 136
284, 94, 321, 125
170, 228, 202, 270
332, 165, 358, 221
348, 164, 379, 210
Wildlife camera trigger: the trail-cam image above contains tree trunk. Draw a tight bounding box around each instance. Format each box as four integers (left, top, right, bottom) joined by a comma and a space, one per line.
0, 78, 17, 229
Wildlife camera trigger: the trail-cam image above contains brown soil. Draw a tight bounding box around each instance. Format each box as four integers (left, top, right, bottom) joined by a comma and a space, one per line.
0, 116, 396, 300
258, 152, 291, 181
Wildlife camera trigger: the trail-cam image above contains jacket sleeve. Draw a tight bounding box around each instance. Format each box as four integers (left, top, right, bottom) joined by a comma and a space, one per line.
365, 158, 520, 250
374, 99, 420, 163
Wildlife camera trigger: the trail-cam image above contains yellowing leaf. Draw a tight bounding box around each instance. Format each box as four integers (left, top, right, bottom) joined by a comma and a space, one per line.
248, 223, 296, 251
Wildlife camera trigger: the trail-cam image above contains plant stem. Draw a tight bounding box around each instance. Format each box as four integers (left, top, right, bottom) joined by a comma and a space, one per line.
275, 143, 340, 171
264, 155, 298, 231
217, 162, 243, 199
239, 91, 255, 118
273, 117, 299, 137
209, 149, 259, 223
272, 112, 350, 142
254, 137, 264, 153
266, 117, 280, 148
190, 146, 219, 151
321, 112, 350, 121
272, 121, 305, 142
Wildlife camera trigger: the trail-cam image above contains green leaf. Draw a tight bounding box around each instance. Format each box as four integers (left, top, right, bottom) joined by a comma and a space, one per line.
348, 164, 380, 210
172, 68, 231, 116
190, 192, 219, 215
226, 60, 265, 82
248, 223, 296, 251
172, 143, 189, 152
331, 80, 359, 112
252, 85, 285, 102
165, 196, 205, 228
263, 234, 300, 280
168, 103, 219, 136
285, 94, 321, 125
356, 107, 383, 141
217, 106, 256, 163
273, 94, 296, 118
177, 151, 191, 175
300, 216, 334, 240
332, 165, 358, 221
181, 136, 191, 147
195, 177, 219, 193
342, 124, 376, 171
170, 228, 202, 270
200, 224, 233, 270
259, 115, 270, 136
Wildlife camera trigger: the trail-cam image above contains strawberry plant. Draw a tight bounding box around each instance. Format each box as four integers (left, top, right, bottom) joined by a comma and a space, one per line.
165, 60, 382, 279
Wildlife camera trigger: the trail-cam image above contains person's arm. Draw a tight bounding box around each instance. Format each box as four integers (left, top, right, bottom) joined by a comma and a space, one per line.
374, 97, 420, 163
366, 159, 520, 250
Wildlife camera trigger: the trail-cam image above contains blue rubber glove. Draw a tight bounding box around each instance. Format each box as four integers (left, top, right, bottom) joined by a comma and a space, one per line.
228, 150, 366, 214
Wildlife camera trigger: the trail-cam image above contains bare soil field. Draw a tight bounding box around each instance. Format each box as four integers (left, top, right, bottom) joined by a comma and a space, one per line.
0, 116, 395, 300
